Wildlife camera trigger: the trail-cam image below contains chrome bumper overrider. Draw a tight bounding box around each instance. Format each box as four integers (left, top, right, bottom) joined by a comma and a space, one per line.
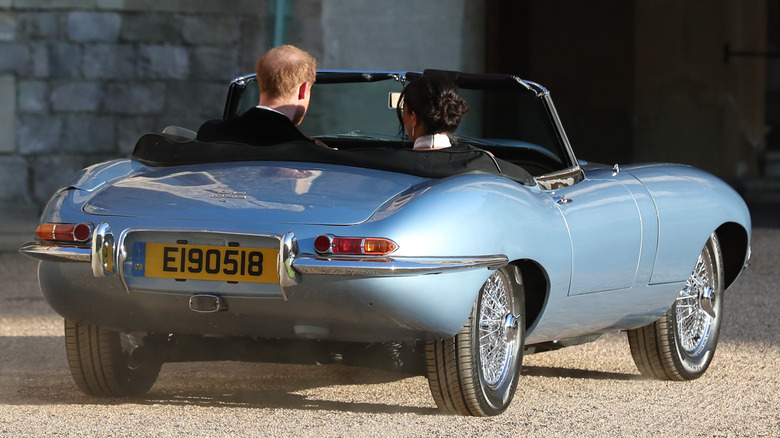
20, 226, 508, 280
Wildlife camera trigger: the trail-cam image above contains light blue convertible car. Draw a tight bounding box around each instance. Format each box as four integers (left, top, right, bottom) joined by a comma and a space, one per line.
20, 70, 751, 416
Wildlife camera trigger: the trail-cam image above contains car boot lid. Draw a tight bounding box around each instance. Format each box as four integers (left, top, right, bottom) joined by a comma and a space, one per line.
81, 161, 426, 225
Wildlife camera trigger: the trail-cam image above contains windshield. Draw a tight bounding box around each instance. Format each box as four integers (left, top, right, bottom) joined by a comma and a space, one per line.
301, 79, 406, 138
228, 72, 574, 176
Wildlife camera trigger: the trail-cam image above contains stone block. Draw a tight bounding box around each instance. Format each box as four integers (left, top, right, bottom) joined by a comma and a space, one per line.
102, 82, 165, 114
191, 46, 239, 81
12, 0, 95, 9
32, 42, 81, 78
61, 114, 116, 153
95, 0, 265, 14
67, 11, 121, 42
30, 154, 85, 203
51, 81, 101, 112
165, 80, 225, 122
17, 12, 63, 40
138, 44, 189, 79
16, 114, 63, 155
319, 1, 468, 71
182, 16, 240, 45
17, 80, 48, 113
83, 43, 136, 79
0, 74, 15, 153
0, 43, 30, 75
238, 16, 268, 68
120, 13, 181, 43
0, 156, 30, 203
160, 113, 203, 135
0, 12, 15, 42
116, 116, 156, 155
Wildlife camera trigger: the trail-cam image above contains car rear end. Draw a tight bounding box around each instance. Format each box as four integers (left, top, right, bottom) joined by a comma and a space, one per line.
22, 159, 498, 343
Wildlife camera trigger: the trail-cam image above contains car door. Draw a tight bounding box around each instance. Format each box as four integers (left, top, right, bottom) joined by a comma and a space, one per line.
544, 173, 643, 296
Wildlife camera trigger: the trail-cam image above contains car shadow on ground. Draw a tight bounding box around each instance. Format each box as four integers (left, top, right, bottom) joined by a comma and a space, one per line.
144, 388, 440, 415
0, 338, 437, 414
1, 335, 646, 414
521, 365, 642, 381
136, 364, 642, 413
139, 362, 442, 414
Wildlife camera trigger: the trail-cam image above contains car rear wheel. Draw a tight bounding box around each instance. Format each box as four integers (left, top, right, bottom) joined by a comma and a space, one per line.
627, 233, 724, 380
425, 267, 524, 416
64, 319, 163, 397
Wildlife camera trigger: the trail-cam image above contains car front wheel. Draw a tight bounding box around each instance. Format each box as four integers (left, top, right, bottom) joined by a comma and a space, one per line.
425, 267, 524, 416
627, 233, 724, 380
64, 319, 163, 397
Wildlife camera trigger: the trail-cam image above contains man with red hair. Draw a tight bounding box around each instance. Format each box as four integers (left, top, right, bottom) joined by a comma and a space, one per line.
197, 45, 318, 146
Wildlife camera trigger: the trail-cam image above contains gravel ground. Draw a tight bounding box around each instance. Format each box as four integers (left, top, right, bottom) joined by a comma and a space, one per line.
1, 229, 778, 437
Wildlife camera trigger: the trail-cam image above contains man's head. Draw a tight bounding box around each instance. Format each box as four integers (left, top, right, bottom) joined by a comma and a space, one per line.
256, 45, 317, 125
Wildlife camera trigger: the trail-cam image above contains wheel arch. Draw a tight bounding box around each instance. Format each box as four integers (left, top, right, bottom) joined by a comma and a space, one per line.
714, 222, 750, 290
508, 259, 549, 332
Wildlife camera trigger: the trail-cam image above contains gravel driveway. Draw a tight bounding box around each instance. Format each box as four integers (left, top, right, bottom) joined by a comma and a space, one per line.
1, 230, 777, 437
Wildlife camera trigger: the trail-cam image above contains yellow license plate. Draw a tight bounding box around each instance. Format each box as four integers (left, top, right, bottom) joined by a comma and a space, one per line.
136, 242, 279, 284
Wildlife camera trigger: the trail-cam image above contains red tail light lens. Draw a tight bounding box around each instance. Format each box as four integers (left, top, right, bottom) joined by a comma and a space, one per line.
314, 235, 397, 256
314, 235, 333, 253
334, 237, 363, 254
36, 223, 92, 243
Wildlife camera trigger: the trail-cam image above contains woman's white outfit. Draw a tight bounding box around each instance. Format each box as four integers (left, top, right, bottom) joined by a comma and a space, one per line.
412, 133, 451, 150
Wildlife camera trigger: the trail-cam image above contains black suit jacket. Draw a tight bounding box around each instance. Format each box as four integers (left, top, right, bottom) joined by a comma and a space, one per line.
196, 107, 312, 146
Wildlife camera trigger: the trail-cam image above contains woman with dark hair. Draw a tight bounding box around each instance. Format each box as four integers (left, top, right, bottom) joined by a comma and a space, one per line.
399, 75, 469, 150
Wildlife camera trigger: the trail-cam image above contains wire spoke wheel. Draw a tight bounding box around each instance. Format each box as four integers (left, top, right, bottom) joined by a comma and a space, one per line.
675, 251, 716, 355
479, 273, 516, 389
425, 267, 524, 416
627, 234, 724, 380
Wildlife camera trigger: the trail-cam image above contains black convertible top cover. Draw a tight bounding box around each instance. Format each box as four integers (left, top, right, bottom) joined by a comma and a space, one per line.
131, 134, 535, 185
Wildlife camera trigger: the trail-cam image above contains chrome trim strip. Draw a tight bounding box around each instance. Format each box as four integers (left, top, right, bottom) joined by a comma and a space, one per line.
519, 79, 547, 95
292, 254, 508, 276
541, 94, 579, 169
18, 241, 91, 262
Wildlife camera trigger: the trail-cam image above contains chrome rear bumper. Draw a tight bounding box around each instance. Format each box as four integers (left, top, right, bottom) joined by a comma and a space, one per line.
19, 242, 90, 262
20, 225, 508, 279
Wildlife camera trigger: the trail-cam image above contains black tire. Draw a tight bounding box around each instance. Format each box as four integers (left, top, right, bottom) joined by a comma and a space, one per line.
64, 319, 162, 397
627, 233, 724, 380
425, 267, 524, 416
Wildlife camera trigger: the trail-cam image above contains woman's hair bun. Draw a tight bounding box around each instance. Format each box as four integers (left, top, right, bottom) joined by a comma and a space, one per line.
402, 75, 469, 134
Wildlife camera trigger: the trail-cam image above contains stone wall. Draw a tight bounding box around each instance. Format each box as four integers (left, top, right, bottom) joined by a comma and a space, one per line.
0, 0, 485, 212
0, 1, 281, 208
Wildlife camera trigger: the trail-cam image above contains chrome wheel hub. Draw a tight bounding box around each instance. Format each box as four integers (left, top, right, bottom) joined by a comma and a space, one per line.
503, 314, 519, 343
479, 272, 516, 388
698, 285, 716, 318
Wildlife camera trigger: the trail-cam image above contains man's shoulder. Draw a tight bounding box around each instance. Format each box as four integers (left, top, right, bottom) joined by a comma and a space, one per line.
197, 108, 264, 137
205, 107, 287, 127
196, 107, 309, 146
